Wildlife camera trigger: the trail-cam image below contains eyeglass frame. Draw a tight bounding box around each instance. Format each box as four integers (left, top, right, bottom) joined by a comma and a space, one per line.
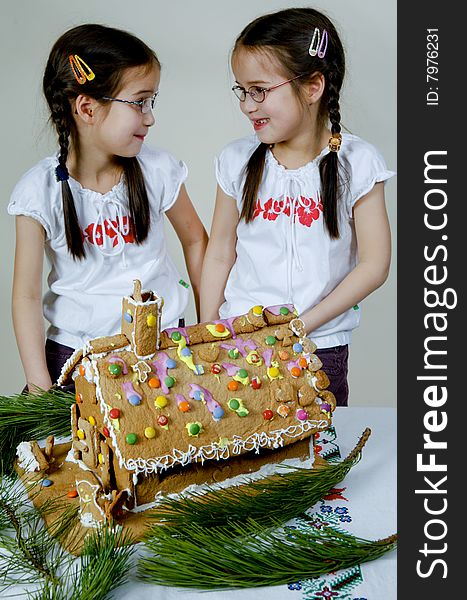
231, 74, 305, 103
100, 91, 159, 113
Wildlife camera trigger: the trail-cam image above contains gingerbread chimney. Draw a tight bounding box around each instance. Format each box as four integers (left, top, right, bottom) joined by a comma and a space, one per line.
121, 280, 164, 357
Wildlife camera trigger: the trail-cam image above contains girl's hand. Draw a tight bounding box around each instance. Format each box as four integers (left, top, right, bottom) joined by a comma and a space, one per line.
12, 216, 50, 389
166, 185, 208, 321
301, 182, 391, 333
200, 185, 239, 322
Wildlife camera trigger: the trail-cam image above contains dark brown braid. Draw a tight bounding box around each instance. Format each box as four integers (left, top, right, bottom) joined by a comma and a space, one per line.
319, 66, 343, 238
42, 24, 160, 259
233, 8, 346, 238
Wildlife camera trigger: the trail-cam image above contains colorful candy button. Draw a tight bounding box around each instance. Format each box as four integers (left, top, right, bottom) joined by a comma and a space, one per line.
166, 358, 177, 369
278, 350, 290, 361
279, 306, 290, 315
103, 427, 110, 437
128, 395, 141, 406
79, 365, 86, 376
108, 363, 122, 377
265, 335, 277, 345
238, 368, 248, 379
88, 416, 96, 426
291, 367, 301, 378
124, 312, 133, 323
154, 396, 168, 409
263, 409, 274, 420
165, 376, 175, 388
293, 343, 303, 353
188, 423, 201, 435
98, 453, 104, 465
147, 314, 157, 327
157, 415, 169, 427
251, 377, 261, 390
228, 348, 239, 359
277, 404, 290, 418
181, 347, 192, 357
41, 479, 53, 487
171, 331, 182, 342
126, 433, 138, 445
148, 377, 161, 389
144, 427, 156, 439
67, 489, 78, 498
215, 323, 226, 333
109, 408, 120, 419
298, 357, 308, 368
211, 363, 222, 374
227, 380, 239, 392
75, 393, 83, 403
178, 400, 190, 412
296, 409, 308, 421
252, 305, 263, 316
77, 430, 85, 440
228, 398, 240, 411
269, 366, 280, 378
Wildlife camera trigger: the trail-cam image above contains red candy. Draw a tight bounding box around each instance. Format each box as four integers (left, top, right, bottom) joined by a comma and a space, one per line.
67, 489, 79, 498
211, 363, 222, 374
102, 427, 110, 437
263, 409, 274, 420
251, 377, 261, 390
109, 408, 120, 419
157, 415, 169, 427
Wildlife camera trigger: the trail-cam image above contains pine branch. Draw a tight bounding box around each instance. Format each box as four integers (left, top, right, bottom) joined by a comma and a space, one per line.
144, 429, 372, 531
0, 475, 78, 591
68, 525, 136, 600
0, 388, 75, 472
139, 518, 397, 589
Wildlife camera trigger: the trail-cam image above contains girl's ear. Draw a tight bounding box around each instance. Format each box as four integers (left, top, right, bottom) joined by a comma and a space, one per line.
74, 95, 97, 122
304, 72, 326, 105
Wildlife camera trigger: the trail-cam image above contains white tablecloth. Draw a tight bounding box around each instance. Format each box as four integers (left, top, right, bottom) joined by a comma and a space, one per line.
7, 407, 397, 599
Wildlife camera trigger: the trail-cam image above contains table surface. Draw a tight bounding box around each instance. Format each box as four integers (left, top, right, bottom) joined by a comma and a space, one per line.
6, 407, 397, 600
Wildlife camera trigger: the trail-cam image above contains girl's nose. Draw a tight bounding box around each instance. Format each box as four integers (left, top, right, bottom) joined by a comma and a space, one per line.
241, 95, 258, 115
143, 110, 155, 127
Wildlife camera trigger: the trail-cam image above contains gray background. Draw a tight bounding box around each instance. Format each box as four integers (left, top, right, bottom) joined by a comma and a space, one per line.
0, 0, 396, 404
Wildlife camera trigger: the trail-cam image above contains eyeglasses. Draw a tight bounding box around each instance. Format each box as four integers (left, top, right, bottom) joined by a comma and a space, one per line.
232, 75, 304, 103
101, 92, 159, 113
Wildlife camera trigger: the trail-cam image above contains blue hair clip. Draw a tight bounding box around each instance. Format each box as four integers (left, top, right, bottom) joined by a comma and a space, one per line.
55, 163, 69, 182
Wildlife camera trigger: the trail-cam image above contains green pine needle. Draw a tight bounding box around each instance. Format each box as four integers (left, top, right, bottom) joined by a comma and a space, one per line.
145, 429, 372, 531
0, 388, 75, 472
139, 518, 397, 589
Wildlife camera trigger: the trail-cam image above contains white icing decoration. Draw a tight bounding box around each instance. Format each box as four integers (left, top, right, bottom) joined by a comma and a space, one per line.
16, 442, 41, 472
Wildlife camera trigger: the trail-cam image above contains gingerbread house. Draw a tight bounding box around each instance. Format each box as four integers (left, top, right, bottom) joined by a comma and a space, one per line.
56, 281, 335, 526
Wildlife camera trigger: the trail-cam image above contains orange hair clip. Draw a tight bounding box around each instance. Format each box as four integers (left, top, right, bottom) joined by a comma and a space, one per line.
69, 54, 95, 85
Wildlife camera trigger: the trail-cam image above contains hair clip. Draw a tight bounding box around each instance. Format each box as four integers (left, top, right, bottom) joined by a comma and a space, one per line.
69, 54, 95, 85
308, 27, 328, 59
328, 133, 342, 153
55, 163, 69, 182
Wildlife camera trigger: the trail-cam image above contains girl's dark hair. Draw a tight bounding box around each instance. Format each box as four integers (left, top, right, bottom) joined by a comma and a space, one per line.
43, 24, 160, 259
234, 8, 345, 238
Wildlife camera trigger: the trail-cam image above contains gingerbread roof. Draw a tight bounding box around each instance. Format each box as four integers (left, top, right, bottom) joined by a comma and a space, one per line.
70, 294, 335, 477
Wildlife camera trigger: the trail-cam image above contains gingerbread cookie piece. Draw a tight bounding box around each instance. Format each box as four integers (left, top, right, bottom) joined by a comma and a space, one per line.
263, 304, 297, 326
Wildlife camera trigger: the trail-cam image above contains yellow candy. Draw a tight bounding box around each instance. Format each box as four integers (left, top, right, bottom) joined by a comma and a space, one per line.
154, 396, 168, 408
144, 427, 156, 439
252, 305, 263, 316
147, 314, 157, 327
88, 416, 96, 426
269, 366, 280, 378
77, 430, 85, 440
98, 453, 104, 464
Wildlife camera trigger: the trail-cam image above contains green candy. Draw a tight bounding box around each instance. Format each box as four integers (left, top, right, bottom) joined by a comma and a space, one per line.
279, 306, 290, 315
189, 423, 200, 435
265, 335, 277, 345
228, 399, 240, 410
165, 376, 175, 388
237, 409, 249, 418
238, 368, 248, 379
108, 363, 122, 376
126, 433, 138, 445
228, 348, 239, 359
171, 331, 182, 341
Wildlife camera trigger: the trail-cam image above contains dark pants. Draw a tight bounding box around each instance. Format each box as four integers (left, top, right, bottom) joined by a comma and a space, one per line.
315, 345, 349, 407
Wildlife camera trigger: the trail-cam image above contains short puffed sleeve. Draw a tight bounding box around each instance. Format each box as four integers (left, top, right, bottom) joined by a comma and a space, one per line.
7, 158, 61, 241
137, 144, 188, 213
215, 136, 261, 201
341, 136, 395, 216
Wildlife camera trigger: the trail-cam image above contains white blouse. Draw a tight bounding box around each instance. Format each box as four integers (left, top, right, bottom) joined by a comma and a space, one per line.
215, 133, 395, 349
8, 144, 189, 349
